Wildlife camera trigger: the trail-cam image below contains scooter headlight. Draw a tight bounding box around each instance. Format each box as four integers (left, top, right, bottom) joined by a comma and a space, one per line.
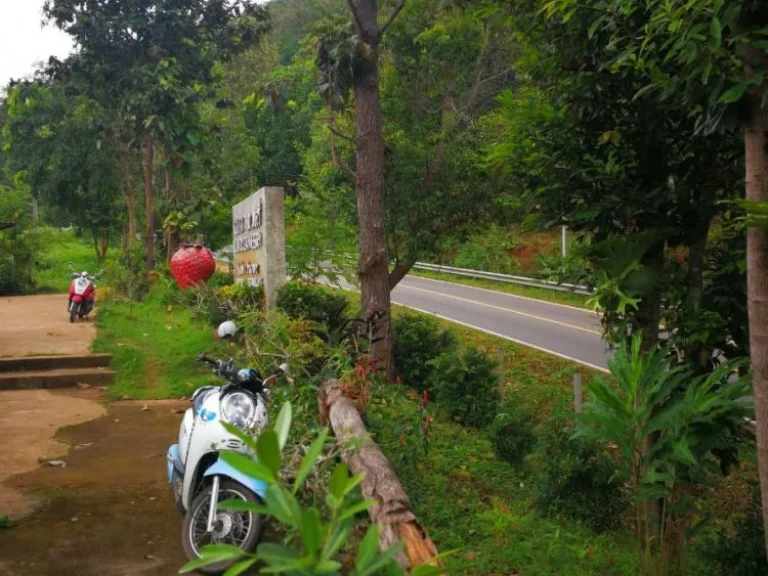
220, 391, 256, 429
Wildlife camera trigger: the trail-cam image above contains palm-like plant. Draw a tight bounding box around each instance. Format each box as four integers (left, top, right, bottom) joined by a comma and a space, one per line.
577, 334, 753, 575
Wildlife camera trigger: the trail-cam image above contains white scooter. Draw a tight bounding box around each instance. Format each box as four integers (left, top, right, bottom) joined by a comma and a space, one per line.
167, 353, 288, 574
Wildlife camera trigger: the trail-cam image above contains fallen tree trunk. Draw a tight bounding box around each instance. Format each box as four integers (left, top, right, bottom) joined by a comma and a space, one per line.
318, 379, 440, 570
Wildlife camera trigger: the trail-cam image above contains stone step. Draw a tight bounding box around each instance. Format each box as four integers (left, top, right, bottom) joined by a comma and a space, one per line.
0, 354, 112, 373
0, 367, 115, 390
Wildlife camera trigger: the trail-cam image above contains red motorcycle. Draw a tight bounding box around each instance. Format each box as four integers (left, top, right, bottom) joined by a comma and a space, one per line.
68, 264, 104, 323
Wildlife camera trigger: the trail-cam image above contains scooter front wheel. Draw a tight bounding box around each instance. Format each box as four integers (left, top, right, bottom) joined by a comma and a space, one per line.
181, 479, 263, 575
69, 307, 77, 323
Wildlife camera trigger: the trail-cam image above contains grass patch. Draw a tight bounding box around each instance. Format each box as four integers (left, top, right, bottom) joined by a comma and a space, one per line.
34, 228, 113, 293
92, 286, 229, 399
368, 392, 639, 576
0, 515, 13, 529
410, 268, 591, 309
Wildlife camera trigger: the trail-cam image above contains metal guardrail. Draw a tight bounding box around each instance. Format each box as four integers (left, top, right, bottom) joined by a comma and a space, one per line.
411, 262, 594, 295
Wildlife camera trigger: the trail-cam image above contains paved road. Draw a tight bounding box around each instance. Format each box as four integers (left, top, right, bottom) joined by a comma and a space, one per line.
391, 275, 612, 371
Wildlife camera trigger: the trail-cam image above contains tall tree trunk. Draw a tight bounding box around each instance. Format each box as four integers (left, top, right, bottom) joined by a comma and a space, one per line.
744, 96, 768, 555
349, 1, 392, 376
143, 135, 155, 270
119, 144, 137, 248
164, 149, 180, 262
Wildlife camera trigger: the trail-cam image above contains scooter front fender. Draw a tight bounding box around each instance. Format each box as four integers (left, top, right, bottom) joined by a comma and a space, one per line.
204, 459, 267, 500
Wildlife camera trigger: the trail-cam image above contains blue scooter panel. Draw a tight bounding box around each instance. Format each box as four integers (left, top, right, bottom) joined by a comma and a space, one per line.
167, 443, 180, 483
204, 458, 267, 500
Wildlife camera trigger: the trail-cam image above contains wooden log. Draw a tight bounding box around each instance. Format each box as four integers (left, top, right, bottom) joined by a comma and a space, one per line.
318, 379, 440, 570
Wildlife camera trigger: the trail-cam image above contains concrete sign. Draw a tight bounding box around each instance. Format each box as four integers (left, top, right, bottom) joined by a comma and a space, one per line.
232, 187, 286, 308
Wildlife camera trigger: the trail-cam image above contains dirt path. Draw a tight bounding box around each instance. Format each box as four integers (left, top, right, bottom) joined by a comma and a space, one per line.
0, 388, 106, 519
0, 398, 191, 576
0, 294, 96, 357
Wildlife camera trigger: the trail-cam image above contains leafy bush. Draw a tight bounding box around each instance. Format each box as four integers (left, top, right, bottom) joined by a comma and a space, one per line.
207, 269, 234, 288
452, 225, 519, 274
487, 400, 536, 467
701, 484, 768, 576
0, 188, 40, 295
190, 282, 265, 326
535, 251, 592, 285
428, 346, 500, 428
392, 313, 457, 391
277, 281, 349, 339
533, 419, 627, 533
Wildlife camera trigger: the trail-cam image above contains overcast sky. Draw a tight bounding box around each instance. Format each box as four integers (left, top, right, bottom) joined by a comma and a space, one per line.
0, 0, 74, 89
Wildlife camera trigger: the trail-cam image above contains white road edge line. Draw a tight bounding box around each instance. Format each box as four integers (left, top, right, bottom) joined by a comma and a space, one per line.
398, 284, 603, 335
393, 301, 611, 374
405, 273, 601, 315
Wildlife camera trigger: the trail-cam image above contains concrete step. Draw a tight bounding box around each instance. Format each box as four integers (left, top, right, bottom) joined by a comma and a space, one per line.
0, 367, 115, 390
0, 354, 112, 373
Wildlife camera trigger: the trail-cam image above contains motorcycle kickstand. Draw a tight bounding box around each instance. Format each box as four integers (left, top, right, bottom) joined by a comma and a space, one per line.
206, 475, 220, 533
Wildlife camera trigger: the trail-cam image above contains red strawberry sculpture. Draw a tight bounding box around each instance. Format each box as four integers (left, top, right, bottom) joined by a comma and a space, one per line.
170, 244, 216, 288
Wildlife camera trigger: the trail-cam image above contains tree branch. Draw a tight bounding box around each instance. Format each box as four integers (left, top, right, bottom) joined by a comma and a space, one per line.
327, 124, 357, 144
389, 261, 414, 290
379, 0, 408, 39
346, 0, 366, 35
329, 129, 357, 179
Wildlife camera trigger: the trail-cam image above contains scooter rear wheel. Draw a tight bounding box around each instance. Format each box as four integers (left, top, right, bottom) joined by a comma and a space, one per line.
181, 479, 263, 575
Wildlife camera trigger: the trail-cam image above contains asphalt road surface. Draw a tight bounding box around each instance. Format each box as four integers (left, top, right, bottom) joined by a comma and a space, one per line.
392, 275, 612, 372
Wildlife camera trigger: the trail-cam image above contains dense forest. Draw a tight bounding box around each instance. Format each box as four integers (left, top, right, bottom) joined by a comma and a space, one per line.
2, 0, 768, 574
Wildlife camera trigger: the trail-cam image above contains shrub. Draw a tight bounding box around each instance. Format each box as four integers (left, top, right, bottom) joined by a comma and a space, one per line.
0, 188, 40, 295
207, 269, 235, 288
487, 400, 536, 467
701, 483, 768, 576
452, 225, 519, 274
277, 281, 349, 338
533, 419, 627, 533
191, 282, 264, 326
392, 313, 457, 391
429, 346, 500, 428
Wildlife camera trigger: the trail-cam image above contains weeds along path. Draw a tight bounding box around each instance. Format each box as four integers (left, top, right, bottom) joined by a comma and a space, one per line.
91, 293, 225, 399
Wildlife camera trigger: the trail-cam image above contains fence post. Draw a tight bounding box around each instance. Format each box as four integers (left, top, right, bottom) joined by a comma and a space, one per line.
573, 372, 583, 413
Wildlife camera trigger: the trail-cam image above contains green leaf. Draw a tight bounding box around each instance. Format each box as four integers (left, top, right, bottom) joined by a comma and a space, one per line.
223, 557, 259, 576
179, 544, 245, 573
709, 18, 722, 50
720, 83, 747, 104
315, 560, 343, 573
220, 451, 276, 484
329, 462, 349, 501
343, 472, 366, 497
265, 485, 302, 529
293, 428, 328, 494
218, 499, 270, 515
355, 524, 380, 572
273, 402, 292, 451
358, 541, 405, 576
321, 522, 352, 560
257, 429, 281, 478
257, 542, 301, 562
300, 507, 322, 555
337, 498, 376, 522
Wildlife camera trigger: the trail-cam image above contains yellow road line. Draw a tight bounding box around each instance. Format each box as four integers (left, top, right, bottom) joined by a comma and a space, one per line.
398, 284, 603, 336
